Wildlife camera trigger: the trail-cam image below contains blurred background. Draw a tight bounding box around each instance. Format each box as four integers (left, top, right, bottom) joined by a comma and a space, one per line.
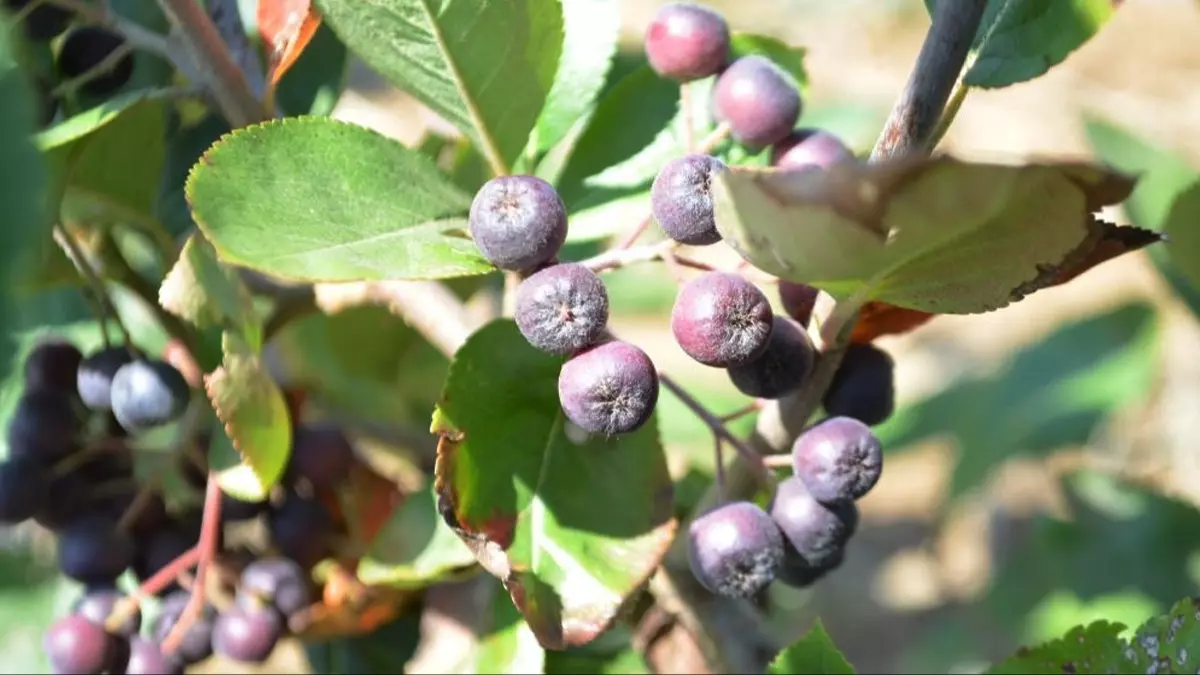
5, 0, 1200, 673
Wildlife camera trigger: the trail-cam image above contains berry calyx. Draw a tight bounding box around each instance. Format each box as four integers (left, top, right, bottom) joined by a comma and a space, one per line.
557, 340, 660, 436
671, 271, 773, 368
687, 500, 783, 598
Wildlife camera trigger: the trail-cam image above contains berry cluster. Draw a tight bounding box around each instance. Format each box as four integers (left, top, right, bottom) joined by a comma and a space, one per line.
3, 0, 135, 126
0, 337, 358, 672
688, 416, 883, 598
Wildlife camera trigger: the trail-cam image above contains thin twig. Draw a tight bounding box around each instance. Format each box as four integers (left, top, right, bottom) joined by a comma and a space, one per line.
44, 0, 177, 66
659, 373, 769, 486
105, 546, 201, 633
681, 82, 696, 153
50, 42, 134, 98
160, 474, 222, 655
53, 225, 135, 350
205, 0, 268, 100
117, 472, 164, 534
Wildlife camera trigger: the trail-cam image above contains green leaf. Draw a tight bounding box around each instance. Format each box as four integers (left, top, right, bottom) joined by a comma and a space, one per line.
305, 611, 422, 674
355, 483, 477, 588
875, 302, 1158, 497
712, 157, 1136, 313
433, 320, 676, 650
159, 234, 261, 349
1162, 182, 1200, 299
186, 116, 493, 282
157, 113, 229, 239
531, 0, 620, 155
729, 32, 808, 91
204, 337, 292, 501
986, 621, 1130, 674
962, 0, 1115, 89
315, 0, 564, 173
767, 620, 856, 675
1126, 596, 1200, 673
35, 89, 171, 150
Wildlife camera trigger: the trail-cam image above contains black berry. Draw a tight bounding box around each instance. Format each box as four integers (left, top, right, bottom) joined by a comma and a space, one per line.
77, 346, 136, 412
57, 515, 135, 585
4, 0, 72, 42
713, 55, 802, 149
643, 2, 730, 82
791, 416, 884, 503
468, 175, 568, 271
822, 343, 896, 426
769, 476, 857, 570
651, 154, 728, 246
557, 340, 659, 436
24, 338, 83, 394
727, 315, 814, 399
287, 423, 355, 491
687, 501, 783, 598
110, 359, 191, 432
57, 27, 135, 98
671, 271, 773, 368
268, 493, 335, 569
515, 263, 610, 355
0, 456, 48, 524
6, 388, 82, 462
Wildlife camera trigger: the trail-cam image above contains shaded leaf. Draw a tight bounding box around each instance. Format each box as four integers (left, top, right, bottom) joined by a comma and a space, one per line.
432, 320, 676, 649
729, 32, 808, 91
258, 0, 322, 85
159, 234, 261, 348
315, 0, 563, 172
532, 0, 620, 155
875, 302, 1158, 497
157, 112, 229, 238
356, 484, 476, 589
712, 157, 1142, 314
275, 20, 348, 117
204, 337, 292, 501
186, 116, 492, 282
304, 610, 422, 674
965, 0, 1114, 89
767, 620, 856, 675
1162, 183, 1200, 299
35, 89, 171, 150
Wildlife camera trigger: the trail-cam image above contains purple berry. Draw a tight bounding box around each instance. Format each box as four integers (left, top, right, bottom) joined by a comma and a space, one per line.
469, 175, 567, 271
727, 315, 814, 399
268, 493, 335, 568
72, 587, 141, 638
57, 515, 135, 585
768, 476, 857, 570
558, 340, 659, 436
515, 263, 610, 355
6, 388, 82, 462
0, 456, 47, 524
124, 636, 184, 675
212, 604, 284, 664
713, 55, 802, 149
671, 271, 773, 367
823, 343, 896, 426
651, 154, 729, 246
643, 2, 730, 82
791, 416, 883, 503
24, 338, 83, 394
110, 359, 191, 432
770, 129, 853, 170
777, 282, 819, 326
152, 591, 215, 665
687, 501, 783, 598
77, 346, 136, 412
43, 615, 114, 675
775, 545, 845, 589
239, 557, 311, 619
287, 422, 355, 490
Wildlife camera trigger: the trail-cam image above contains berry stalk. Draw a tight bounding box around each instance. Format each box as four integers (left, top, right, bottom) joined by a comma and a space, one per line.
158, 473, 222, 656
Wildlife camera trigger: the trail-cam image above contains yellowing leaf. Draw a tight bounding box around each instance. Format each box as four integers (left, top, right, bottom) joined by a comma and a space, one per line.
159, 234, 261, 349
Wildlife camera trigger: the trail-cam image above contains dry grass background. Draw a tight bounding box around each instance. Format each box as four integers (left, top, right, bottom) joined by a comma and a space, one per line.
210, 1, 1200, 672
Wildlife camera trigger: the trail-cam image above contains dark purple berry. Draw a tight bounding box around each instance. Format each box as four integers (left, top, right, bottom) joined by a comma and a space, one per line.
4, 0, 72, 42
152, 591, 216, 665
468, 175, 568, 271
515, 263, 610, 355
791, 416, 883, 503
643, 2, 730, 82
687, 501, 783, 598
34, 472, 91, 531
212, 604, 284, 664
124, 636, 184, 675
43, 615, 114, 675
24, 338, 83, 394
651, 154, 729, 246
268, 494, 334, 569
671, 271, 773, 368
110, 359, 191, 432
770, 129, 853, 170
77, 346, 136, 412
6, 388, 82, 461
239, 557, 311, 618
713, 55, 802, 149
769, 476, 857, 570
775, 545, 844, 589
72, 587, 141, 638
286, 422, 355, 490
557, 340, 659, 436
727, 315, 814, 399
132, 526, 193, 597
823, 343, 895, 426
57, 27, 135, 98
777, 282, 819, 326
222, 492, 268, 523
0, 456, 47, 524
103, 491, 169, 540
57, 515, 135, 585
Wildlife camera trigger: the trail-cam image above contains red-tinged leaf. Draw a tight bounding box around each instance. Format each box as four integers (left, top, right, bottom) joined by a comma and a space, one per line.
850, 302, 935, 344
257, 0, 323, 85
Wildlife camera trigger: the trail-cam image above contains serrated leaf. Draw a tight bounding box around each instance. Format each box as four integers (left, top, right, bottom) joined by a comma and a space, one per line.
531, 0, 620, 155
432, 320, 676, 650
712, 157, 1138, 314
315, 0, 563, 173
729, 32, 808, 91
186, 116, 492, 282
960, 0, 1114, 89
767, 620, 856, 675
987, 621, 1130, 674
159, 234, 261, 348
1126, 596, 1200, 673
356, 484, 476, 589
204, 342, 292, 501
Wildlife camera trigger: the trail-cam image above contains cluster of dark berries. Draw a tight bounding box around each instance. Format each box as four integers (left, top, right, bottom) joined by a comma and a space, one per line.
688, 416, 883, 598
469, 174, 660, 437
3, 0, 135, 126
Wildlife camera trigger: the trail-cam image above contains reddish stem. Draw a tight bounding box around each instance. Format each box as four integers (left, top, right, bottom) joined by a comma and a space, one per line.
104, 546, 201, 633
160, 473, 223, 655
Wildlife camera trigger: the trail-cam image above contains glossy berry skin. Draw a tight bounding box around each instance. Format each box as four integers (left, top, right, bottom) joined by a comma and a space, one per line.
212, 604, 284, 664
57, 515, 135, 585
268, 494, 335, 568
557, 340, 659, 436
769, 476, 857, 570
791, 416, 883, 503
287, 423, 355, 490
6, 388, 81, 461
110, 359, 190, 432
671, 271, 773, 368
777, 282, 819, 327
72, 586, 141, 638
713, 55, 802, 149
153, 591, 216, 665
43, 615, 114, 675
239, 557, 311, 618
4, 0, 73, 42
727, 315, 814, 399
515, 263, 610, 355
770, 129, 853, 170
57, 27, 136, 99
77, 346, 136, 412
124, 636, 184, 675
643, 2, 730, 82
687, 501, 783, 598
24, 338, 83, 394
651, 154, 728, 246
469, 175, 568, 271
822, 343, 896, 426
0, 456, 47, 524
